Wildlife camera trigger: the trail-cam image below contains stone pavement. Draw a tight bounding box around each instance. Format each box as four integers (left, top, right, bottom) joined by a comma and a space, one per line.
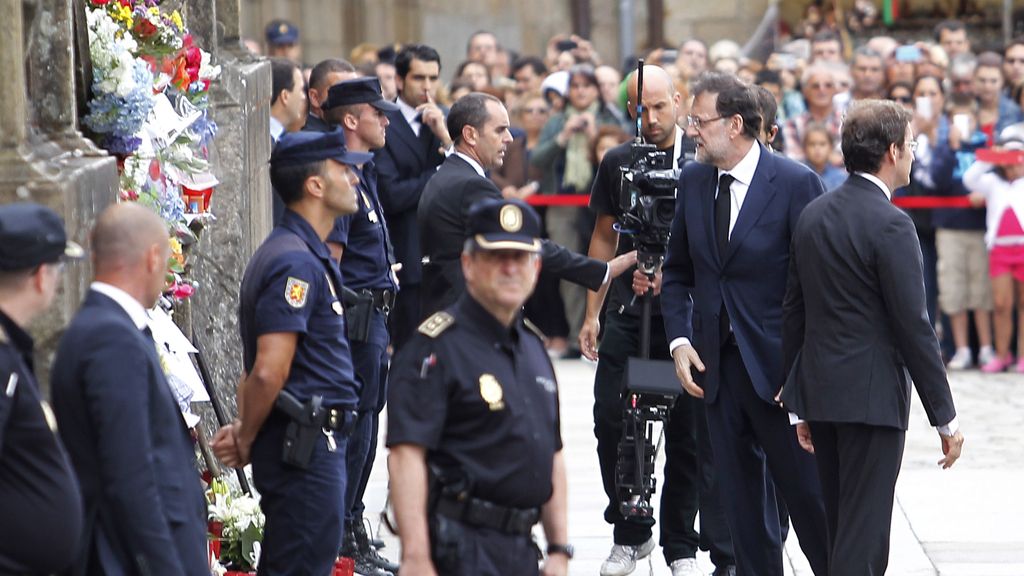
364, 359, 1024, 575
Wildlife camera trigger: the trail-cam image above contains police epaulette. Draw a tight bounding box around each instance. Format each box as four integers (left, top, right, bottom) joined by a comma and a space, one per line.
418, 312, 455, 338
523, 318, 545, 341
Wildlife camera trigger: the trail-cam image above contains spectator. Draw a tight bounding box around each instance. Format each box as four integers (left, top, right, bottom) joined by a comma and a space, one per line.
466, 30, 499, 66
513, 56, 548, 96
270, 58, 306, 142
963, 124, 1024, 372
264, 19, 302, 63
866, 35, 899, 61
590, 125, 630, 167
376, 60, 398, 101
931, 99, 996, 370
541, 70, 570, 113
1003, 37, 1024, 94
935, 20, 971, 59
974, 52, 1024, 144
783, 63, 842, 162
349, 43, 379, 66
676, 39, 709, 79
595, 65, 628, 129
888, 81, 914, 107
810, 30, 843, 63
454, 60, 490, 91
847, 46, 886, 103
305, 59, 358, 132
491, 46, 515, 82
802, 122, 846, 191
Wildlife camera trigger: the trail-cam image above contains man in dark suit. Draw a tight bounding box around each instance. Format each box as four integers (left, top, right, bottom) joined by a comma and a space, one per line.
780, 100, 964, 575
52, 203, 208, 575
661, 73, 829, 576
375, 44, 451, 350
417, 92, 633, 320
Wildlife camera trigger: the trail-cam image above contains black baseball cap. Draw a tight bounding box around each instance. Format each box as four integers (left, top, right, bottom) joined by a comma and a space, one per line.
467, 198, 542, 252
0, 203, 84, 271
270, 128, 374, 168
323, 77, 399, 112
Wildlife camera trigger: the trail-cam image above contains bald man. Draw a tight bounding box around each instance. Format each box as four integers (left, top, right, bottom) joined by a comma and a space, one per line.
582, 65, 730, 576
52, 203, 209, 576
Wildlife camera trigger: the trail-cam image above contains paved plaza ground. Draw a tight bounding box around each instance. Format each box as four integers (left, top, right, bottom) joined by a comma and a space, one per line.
364, 359, 1024, 575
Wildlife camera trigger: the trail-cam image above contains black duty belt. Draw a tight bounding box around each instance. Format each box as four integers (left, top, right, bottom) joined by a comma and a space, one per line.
434, 494, 541, 536
365, 288, 395, 312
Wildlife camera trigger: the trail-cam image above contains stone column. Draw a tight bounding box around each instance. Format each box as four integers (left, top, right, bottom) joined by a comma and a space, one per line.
1, 0, 117, 393
184, 0, 272, 419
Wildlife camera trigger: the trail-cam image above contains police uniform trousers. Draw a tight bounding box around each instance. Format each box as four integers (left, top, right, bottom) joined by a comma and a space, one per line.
253, 411, 348, 576
430, 517, 539, 576
705, 343, 828, 576
344, 310, 390, 522
593, 310, 730, 564
389, 284, 420, 352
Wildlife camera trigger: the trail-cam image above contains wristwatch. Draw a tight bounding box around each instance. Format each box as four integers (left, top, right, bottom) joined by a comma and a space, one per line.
546, 543, 575, 559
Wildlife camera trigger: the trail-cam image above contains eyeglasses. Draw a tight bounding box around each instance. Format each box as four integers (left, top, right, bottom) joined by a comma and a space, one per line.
892, 95, 913, 104
686, 115, 726, 130
905, 140, 919, 153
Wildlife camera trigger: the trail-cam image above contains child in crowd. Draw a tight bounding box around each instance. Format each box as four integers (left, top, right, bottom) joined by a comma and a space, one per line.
801, 122, 846, 191
963, 124, 1024, 372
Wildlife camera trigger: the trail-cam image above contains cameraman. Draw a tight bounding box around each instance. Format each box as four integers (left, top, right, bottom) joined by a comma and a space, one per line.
581, 65, 733, 576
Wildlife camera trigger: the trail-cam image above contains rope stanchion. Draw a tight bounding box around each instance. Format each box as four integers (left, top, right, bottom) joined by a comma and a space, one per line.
525, 194, 978, 209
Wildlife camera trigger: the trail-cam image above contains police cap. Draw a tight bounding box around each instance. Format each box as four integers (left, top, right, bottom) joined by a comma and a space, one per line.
467, 198, 542, 253
270, 128, 374, 169
0, 203, 84, 271
324, 77, 399, 112
265, 19, 299, 45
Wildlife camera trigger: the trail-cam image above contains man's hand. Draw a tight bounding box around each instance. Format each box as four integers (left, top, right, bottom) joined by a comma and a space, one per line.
391, 263, 403, 288
938, 429, 964, 469
607, 250, 637, 281
796, 422, 814, 454
211, 420, 250, 468
631, 269, 662, 297
541, 553, 569, 576
399, 555, 438, 576
579, 315, 600, 361
671, 344, 706, 398
417, 92, 451, 147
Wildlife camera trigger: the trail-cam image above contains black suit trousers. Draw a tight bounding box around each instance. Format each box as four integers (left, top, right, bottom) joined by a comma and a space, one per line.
705, 345, 829, 576
593, 311, 728, 563
808, 421, 906, 576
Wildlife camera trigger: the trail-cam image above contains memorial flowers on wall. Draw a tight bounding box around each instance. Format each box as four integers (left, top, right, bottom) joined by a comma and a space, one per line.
84, 0, 221, 302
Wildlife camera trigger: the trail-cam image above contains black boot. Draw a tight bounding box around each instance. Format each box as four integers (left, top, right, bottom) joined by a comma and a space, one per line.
341, 523, 391, 576
353, 517, 400, 574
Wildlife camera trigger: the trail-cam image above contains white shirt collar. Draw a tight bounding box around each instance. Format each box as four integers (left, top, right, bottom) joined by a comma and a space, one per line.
269, 116, 285, 142
855, 172, 892, 200
671, 127, 684, 166
455, 151, 486, 177
91, 282, 151, 330
719, 140, 761, 185
397, 96, 420, 129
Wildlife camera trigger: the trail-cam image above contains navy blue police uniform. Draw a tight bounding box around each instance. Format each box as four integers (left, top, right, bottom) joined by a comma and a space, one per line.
0, 204, 83, 575
387, 199, 562, 576
239, 130, 370, 576
321, 77, 402, 570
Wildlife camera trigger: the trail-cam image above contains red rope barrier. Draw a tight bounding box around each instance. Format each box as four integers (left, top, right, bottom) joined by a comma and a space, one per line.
524, 195, 978, 209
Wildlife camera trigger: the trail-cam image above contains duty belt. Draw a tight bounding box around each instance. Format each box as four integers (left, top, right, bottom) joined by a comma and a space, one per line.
365, 288, 395, 313
434, 493, 541, 536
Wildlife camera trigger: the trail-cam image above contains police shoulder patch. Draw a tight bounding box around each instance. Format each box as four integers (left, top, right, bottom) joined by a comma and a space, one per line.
418, 312, 455, 338
285, 277, 310, 308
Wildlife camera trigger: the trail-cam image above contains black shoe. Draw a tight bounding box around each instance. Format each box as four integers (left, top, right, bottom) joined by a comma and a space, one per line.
354, 516, 400, 574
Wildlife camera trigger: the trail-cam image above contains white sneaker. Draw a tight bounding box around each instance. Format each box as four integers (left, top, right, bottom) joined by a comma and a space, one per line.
978, 346, 996, 367
947, 348, 972, 370
670, 557, 704, 575
599, 536, 656, 576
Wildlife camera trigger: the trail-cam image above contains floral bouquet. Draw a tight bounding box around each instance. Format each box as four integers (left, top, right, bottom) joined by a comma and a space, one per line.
207, 477, 264, 573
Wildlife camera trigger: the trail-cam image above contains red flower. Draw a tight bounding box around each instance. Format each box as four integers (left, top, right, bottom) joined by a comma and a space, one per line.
90, 0, 112, 5
133, 18, 158, 39
149, 158, 162, 180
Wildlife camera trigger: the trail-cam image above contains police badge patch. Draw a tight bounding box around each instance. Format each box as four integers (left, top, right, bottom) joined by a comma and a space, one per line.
285, 277, 309, 308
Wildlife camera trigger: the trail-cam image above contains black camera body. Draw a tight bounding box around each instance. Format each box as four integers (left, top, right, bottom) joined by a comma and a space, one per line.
617, 142, 681, 268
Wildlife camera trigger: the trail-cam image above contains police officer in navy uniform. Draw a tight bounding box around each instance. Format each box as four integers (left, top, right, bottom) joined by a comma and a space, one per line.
388, 198, 571, 576
322, 76, 401, 576
0, 204, 83, 575
211, 129, 370, 576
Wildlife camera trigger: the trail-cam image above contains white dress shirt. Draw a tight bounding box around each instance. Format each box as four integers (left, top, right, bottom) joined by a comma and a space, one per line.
397, 96, 422, 138
91, 282, 150, 330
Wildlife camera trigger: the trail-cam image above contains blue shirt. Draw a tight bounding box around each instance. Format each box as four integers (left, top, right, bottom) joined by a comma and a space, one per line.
328, 162, 397, 292
239, 210, 359, 406
804, 162, 847, 192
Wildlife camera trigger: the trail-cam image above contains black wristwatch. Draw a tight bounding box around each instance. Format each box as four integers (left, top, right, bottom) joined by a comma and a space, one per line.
546, 543, 575, 559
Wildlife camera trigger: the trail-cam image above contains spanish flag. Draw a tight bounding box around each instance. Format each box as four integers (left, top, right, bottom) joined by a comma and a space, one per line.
883, 0, 900, 26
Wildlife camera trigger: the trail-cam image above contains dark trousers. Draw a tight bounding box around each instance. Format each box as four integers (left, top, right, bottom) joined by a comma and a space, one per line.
389, 283, 420, 352
344, 311, 390, 524
252, 415, 347, 576
808, 422, 906, 576
705, 345, 829, 576
429, 516, 538, 576
594, 311, 725, 564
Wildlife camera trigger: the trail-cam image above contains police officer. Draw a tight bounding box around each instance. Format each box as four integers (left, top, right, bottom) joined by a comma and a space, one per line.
211, 129, 370, 576
0, 204, 83, 575
322, 76, 401, 576
388, 198, 571, 576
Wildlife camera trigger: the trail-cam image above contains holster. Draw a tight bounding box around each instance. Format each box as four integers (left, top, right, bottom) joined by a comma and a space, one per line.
345, 290, 374, 343
275, 390, 356, 469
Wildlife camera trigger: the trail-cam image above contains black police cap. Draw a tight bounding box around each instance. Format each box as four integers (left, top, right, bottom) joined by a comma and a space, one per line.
0, 203, 84, 271
265, 19, 299, 45
467, 198, 542, 253
270, 128, 374, 169
324, 77, 399, 112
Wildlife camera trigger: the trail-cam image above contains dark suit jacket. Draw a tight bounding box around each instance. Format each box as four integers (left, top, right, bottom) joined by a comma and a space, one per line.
51, 291, 208, 576
417, 154, 607, 317
374, 108, 447, 286
662, 144, 824, 404
780, 174, 956, 429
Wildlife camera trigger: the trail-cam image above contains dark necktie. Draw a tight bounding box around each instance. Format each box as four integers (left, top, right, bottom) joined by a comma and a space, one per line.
715, 173, 734, 259
716, 173, 735, 344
